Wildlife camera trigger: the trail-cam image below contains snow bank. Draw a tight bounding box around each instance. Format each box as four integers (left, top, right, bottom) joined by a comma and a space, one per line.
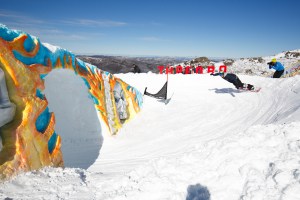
42, 43, 61, 53
44, 69, 103, 169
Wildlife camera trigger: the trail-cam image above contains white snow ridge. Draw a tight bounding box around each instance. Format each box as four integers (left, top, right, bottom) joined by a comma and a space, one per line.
1, 72, 300, 200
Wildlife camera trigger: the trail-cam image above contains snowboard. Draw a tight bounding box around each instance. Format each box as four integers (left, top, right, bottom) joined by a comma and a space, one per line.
238, 87, 261, 92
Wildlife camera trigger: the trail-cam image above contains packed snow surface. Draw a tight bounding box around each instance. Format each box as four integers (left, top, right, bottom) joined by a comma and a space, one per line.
1, 72, 300, 200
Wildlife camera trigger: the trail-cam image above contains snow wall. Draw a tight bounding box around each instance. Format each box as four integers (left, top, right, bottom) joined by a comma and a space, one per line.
0, 24, 143, 179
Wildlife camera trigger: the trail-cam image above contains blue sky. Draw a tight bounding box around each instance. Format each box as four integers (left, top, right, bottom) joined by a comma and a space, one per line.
0, 0, 299, 58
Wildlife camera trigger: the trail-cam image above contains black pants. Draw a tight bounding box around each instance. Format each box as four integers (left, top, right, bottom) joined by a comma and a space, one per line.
232, 77, 253, 90
273, 70, 284, 78
224, 73, 253, 89
234, 77, 243, 89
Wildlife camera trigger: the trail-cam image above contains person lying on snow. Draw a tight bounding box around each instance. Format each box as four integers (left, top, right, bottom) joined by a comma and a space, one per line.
210, 71, 255, 90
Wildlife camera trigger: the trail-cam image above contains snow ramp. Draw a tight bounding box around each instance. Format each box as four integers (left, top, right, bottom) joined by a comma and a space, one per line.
87, 73, 300, 199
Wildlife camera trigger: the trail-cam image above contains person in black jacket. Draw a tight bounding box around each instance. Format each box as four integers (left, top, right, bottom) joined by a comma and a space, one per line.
210, 71, 254, 90
132, 64, 141, 73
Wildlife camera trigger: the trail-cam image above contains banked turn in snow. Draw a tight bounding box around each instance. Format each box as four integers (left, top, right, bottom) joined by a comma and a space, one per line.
1, 73, 300, 200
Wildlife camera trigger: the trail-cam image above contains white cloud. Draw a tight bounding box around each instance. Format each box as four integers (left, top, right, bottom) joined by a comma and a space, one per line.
0, 10, 45, 25
60, 19, 127, 27
139, 36, 170, 42
0, 10, 127, 30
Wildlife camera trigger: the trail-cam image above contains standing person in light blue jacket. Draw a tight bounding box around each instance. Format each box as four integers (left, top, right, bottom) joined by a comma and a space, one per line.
268, 58, 285, 78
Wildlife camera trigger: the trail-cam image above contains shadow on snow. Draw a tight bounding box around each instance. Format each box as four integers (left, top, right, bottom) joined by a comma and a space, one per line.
209, 87, 245, 97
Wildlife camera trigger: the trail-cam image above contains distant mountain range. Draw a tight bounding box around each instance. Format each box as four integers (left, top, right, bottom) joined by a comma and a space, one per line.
77, 55, 190, 74
77, 49, 300, 76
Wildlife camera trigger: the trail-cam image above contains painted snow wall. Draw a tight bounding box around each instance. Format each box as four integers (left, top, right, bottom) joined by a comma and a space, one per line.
0, 24, 143, 179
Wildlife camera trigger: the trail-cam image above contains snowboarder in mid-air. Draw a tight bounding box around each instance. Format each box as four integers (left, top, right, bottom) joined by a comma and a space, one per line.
210, 71, 255, 91
267, 58, 285, 78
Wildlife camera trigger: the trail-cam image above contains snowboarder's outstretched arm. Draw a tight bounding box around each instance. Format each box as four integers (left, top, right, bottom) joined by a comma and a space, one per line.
210, 73, 222, 76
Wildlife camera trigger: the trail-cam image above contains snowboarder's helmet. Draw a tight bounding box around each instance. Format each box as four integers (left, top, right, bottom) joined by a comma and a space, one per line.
271, 58, 277, 63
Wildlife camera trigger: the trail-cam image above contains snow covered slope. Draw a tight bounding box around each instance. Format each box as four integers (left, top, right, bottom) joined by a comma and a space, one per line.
223, 49, 300, 76
1, 73, 300, 200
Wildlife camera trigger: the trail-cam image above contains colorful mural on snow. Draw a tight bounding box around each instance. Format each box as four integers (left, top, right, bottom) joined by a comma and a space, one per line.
0, 24, 142, 179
